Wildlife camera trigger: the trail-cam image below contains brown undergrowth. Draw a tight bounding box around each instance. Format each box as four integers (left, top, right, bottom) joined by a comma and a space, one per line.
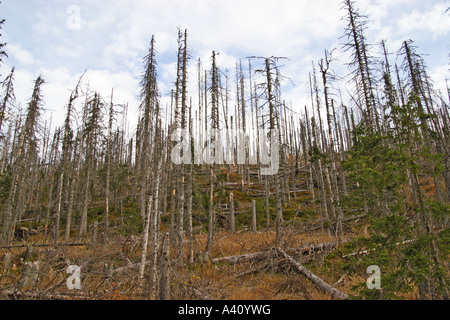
0, 223, 365, 300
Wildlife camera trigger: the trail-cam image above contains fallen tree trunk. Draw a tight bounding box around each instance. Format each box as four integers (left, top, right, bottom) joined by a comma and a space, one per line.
341, 239, 416, 258
234, 257, 314, 278
277, 248, 348, 300
185, 285, 214, 300
0, 243, 90, 249
0, 290, 92, 300
301, 214, 367, 233
113, 261, 146, 274
212, 241, 341, 265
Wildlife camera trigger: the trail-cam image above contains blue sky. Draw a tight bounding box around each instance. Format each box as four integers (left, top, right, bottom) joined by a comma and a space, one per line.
0, 0, 449, 131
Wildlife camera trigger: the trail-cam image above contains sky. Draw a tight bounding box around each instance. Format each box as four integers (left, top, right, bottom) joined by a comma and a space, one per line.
0, 0, 449, 133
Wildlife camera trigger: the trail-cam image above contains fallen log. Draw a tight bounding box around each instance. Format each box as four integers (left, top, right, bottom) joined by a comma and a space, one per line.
235, 261, 280, 278
341, 239, 416, 258
277, 248, 348, 300
249, 190, 309, 196
0, 243, 90, 249
234, 256, 317, 278
0, 290, 92, 300
113, 261, 145, 274
301, 214, 367, 233
189, 286, 214, 300
212, 241, 341, 265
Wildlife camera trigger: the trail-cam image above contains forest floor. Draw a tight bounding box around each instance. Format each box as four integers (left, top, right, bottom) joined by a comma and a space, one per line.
0, 229, 357, 300
0, 212, 421, 301
0, 165, 427, 300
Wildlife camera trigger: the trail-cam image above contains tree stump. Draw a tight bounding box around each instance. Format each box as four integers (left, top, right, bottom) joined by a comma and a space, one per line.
22, 261, 40, 291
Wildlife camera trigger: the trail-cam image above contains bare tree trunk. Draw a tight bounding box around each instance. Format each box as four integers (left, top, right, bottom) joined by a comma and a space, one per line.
278, 248, 348, 300
230, 192, 235, 233
150, 159, 163, 298
265, 58, 284, 248
53, 172, 63, 247
265, 177, 270, 228
104, 90, 114, 239
44, 169, 55, 243
311, 117, 330, 229
65, 137, 82, 241
79, 162, 91, 239
251, 200, 257, 232
138, 193, 154, 282
187, 101, 194, 265
159, 233, 171, 300
205, 164, 215, 260
205, 51, 220, 260
301, 111, 315, 200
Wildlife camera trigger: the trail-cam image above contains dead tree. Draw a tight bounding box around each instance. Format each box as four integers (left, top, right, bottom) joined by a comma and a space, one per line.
54, 73, 83, 246
319, 50, 344, 237
0, 12, 6, 74
0, 67, 15, 132
257, 57, 285, 248
204, 51, 220, 260
104, 89, 115, 239
341, 0, 377, 129
176, 28, 189, 265
78, 92, 103, 238
159, 232, 171, 300
1, 76, 44, 244
137, 35, 160, 284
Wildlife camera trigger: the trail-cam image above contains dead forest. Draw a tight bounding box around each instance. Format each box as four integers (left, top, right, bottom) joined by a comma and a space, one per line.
0, 0, 449, 300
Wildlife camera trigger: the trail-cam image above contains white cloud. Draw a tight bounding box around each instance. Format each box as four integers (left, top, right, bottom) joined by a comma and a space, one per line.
7, 44, 35, 65
68, 0, 346, 61
396, 3, 450, 40
32, 10, 65, 38
10, 68, 36, 107
8, 66, 140, 131
54, 45, 81, 59
429, 64, 450, 98
2, 0, 449, 132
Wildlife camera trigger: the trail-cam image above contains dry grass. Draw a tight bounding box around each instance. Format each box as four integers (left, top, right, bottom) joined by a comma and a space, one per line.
2, 166, 437, 301
171, 226, 358, 301
1, 225, 361, 300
